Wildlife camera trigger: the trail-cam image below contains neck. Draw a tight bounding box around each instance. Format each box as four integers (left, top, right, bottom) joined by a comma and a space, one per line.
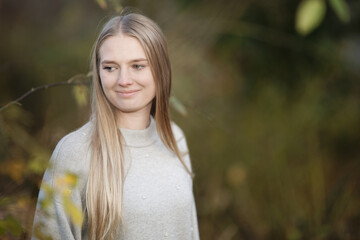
115, 108, 152, 130
118, 114, 157, 147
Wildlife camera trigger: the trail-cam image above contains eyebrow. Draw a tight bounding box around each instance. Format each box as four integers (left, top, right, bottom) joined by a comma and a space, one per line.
101, 58, 148, 64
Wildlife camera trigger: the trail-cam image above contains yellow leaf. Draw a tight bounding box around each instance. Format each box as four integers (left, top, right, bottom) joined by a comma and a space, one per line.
62, 194, 84, 226
95, 0, 107, 9
55, 172, 78, 189
39, 184, 54, 210
72, 85, 89, 107
295, 0, 326, 35
39, 198, 53, 210
43, 183, 54, 196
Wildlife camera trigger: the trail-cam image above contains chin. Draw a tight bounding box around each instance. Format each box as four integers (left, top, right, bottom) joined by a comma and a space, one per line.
115, 106, 145, 113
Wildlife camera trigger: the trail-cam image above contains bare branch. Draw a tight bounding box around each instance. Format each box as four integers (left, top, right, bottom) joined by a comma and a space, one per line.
0, 72, 92, 112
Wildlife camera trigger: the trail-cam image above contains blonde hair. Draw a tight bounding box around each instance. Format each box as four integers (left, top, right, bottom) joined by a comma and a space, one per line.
86, 11, 194, 240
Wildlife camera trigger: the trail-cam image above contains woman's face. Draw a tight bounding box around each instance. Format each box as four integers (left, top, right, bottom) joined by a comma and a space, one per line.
98, 33, 156, 117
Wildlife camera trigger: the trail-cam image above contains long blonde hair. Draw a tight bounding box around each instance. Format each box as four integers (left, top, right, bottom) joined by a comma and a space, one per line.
86, 11, 194, 240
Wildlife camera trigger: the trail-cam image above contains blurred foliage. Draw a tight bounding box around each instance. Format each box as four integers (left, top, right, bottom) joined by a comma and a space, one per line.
295, 0, 351, 35
329, 0, 351, 23
1, 0, 360, 239
296, 0, 327, 35
56, 173, 83, 227
32, 172, 82, 239
72, 85, 89, 108
0, 215, 23, 238
95, 0, 122, 12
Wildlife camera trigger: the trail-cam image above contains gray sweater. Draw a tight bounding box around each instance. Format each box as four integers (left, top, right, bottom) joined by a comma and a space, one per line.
31, 116, 200, 240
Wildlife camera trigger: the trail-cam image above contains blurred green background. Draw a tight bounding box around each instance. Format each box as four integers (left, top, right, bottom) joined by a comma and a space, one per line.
1, 0, 360, 239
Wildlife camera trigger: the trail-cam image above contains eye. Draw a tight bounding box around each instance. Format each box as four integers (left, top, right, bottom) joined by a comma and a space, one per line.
103, 66, 116, 72
132, 64, 145, 70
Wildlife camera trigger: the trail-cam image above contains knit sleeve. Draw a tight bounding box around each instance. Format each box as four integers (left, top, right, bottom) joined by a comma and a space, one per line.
191, 195, 200, 240
183, 138, 200, 240
172, 122, 192, 173
31, 133, 85, 240
171, 121, 200, 239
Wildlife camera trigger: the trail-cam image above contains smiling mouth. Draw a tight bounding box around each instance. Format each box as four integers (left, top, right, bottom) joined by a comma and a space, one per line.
116, 90, 140, 97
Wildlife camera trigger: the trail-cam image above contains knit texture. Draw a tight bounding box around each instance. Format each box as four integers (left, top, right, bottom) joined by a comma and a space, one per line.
31, 116, 200, 240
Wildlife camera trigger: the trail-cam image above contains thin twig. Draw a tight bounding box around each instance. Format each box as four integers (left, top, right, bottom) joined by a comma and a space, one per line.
0, 73, 92, 112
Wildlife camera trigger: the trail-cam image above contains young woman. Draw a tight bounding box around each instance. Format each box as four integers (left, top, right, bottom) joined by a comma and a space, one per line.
31, 11, 200, 240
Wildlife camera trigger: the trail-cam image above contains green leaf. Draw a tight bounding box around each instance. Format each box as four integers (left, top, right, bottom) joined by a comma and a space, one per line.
295, 0, 326, 35
329, 0, 351, 23
170, 96, 188, 117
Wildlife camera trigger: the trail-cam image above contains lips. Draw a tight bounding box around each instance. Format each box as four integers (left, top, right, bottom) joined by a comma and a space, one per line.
116, 90, 140, 94
116, 90, 140, 97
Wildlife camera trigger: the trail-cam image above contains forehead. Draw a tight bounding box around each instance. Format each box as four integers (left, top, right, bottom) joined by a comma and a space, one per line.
99, 33, 146, 61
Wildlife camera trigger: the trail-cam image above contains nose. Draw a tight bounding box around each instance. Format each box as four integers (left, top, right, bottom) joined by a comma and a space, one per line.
117, 68, 133, 86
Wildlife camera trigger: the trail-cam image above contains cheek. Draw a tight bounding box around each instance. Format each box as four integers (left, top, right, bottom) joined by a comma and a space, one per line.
99, 77, 114, 102
99, 73, 115, 90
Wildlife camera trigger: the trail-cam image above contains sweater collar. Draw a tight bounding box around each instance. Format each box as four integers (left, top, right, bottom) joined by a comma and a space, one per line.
119, 115, 158, 147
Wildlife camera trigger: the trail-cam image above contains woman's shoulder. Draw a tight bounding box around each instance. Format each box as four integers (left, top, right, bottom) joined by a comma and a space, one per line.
41, 122, 93, 192
50, 121, 93, 172
170, 120, 193, 172
55, 121, 93, 151
170, 120, 186, 142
